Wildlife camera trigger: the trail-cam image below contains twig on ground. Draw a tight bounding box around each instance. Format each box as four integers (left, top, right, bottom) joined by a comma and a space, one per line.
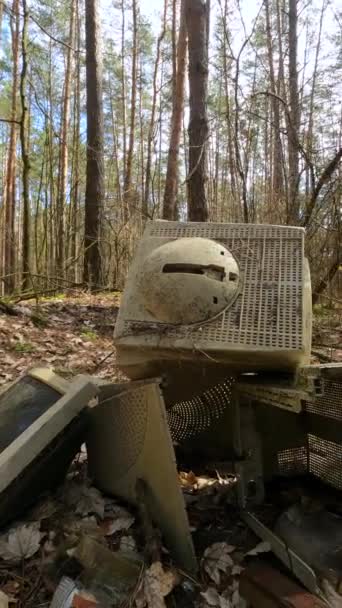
92, 350, 115, 372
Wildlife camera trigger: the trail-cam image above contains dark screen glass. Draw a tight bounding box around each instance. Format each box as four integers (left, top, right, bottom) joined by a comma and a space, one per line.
0, 377, 60, 453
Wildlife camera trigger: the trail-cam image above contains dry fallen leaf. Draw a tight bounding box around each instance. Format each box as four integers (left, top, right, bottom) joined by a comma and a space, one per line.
100, 506, 135, 535
231, 564, 244, 576
245, 541, 271, 556
136, 562, 178, 608
29, 497, 59, 520
120, 535, 137, 552
201, 587, 231, 608
229, 579, 247, 608
63, 483, 105, 519
321, 579, 342, 608
63, 515, 102, 542
0, 522, 42, 562
179, 471, 198, 489
202, 542, 235, 584
0, 591, 9, 608
72, 592, 99, 607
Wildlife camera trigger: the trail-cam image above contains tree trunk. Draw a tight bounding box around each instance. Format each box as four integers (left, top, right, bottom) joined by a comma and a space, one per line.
185, 0, 209, 222
265, 0, 283, 200
163, 0, 187, 220
220, 0, 237, 213
288, 0, 300, 224
306, 0, 325, 194
120, 0, 127, 178
71, 0, 81, 282
143, 0, 167, 219
276, 0, 288, 204
83, 0, 104, 289
312, 257, 341, 305
20, 0, 30, 291
123, 0, 137, 223
56, 0, 75, 277
0, 1, 4, 46
4, 0, 20, 294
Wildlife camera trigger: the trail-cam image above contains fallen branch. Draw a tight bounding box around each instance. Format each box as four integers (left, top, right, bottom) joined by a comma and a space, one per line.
0, 300, 19, 315
0, 117, 21, 125
311, 349, 333, 363
312, 257, 341, 305
303, 147, 342, 228
92, 351, 115, 372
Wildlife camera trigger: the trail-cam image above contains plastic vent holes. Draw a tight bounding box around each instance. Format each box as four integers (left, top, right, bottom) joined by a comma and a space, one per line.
167, 377, 235, 443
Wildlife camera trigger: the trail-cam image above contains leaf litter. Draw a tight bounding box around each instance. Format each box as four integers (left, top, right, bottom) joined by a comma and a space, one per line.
0, 292, 123, 385
0, 522, 43, 562
202, 542, 235, 585
0, 454, 257, 607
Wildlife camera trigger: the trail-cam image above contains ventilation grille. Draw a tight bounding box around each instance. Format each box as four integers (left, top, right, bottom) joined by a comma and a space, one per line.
277, 447, 308, 475
167, 378, 234, 443
97, 388, 148, 477
308, 434, 342, 490
304, 380, 342, 421
148, 222, 301, 240
125, 223, 305, 351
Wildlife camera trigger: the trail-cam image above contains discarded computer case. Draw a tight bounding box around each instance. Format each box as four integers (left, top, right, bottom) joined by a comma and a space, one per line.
114, 221, 312, 402
89, 220, 342, 596
0, 368, 97, 526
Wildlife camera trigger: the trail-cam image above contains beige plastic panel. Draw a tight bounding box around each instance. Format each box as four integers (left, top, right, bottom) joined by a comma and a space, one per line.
28, 367, 70, 394
115, 221, 311, 376
0, 376, 97, 493
86, 380, 197, 573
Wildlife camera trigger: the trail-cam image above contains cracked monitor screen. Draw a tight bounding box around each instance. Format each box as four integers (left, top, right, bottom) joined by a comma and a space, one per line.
0, 376, 61, 453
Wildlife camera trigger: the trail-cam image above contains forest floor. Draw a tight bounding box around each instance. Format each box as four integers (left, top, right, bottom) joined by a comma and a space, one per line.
0, 293, 341, 607
0, 292, 124, 387
0, 291, 341, 387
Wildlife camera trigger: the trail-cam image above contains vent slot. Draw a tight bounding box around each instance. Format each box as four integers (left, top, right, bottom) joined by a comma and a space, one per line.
167, 378, 234, 443
162, 263, 225, 282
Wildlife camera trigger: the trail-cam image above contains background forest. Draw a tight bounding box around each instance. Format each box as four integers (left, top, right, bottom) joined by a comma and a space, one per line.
0, 0, 341, 301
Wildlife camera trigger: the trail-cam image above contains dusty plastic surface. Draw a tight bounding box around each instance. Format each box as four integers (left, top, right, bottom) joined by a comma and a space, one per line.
86, 379, 197, 573
115, 221, 312, 381
0, 371, 97, 526
275, 504, 342, 586
140, 237, 240, 324
0, 368, 70, 453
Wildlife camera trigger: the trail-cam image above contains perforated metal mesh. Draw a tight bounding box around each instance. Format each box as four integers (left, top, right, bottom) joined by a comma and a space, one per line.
167, 377, 234, 443
124, 222, 305, 351
304, 380, 342, 421
276, 376, 342, 489
148, 223, 300, 240
277, 447, 308, 475
308, 434, 342, 489
97, 389, 148, 478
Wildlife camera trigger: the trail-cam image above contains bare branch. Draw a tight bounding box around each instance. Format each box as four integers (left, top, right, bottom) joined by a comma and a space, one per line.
303, 147, 342, 228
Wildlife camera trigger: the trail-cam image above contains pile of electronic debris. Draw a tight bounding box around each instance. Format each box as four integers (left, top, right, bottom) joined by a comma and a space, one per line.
1, 220, 342, 607
0, 368, 257, 608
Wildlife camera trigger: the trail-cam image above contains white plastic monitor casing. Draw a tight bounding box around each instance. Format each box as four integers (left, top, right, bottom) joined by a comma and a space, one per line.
114, 221, 312, 387
0, 371, 98, 494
